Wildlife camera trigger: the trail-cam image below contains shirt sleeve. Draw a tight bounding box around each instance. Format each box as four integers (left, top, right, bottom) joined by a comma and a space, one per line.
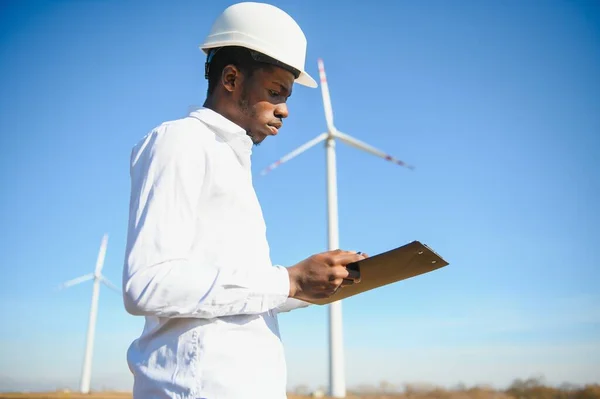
122, 122, 291, 319
272, 297, 312, 315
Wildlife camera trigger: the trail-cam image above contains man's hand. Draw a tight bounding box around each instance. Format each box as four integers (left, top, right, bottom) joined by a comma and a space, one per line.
287, 249, 368, 301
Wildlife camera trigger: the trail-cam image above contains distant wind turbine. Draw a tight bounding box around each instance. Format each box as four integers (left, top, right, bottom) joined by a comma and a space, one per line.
58, 233, 120, 394
261, 58, 414, 398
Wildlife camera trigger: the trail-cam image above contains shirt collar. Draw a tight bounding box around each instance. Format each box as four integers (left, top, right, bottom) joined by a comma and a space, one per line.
189, 107, 254, 168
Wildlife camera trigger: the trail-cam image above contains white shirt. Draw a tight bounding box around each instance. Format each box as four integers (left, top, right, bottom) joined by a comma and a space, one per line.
122, 107, 309, 399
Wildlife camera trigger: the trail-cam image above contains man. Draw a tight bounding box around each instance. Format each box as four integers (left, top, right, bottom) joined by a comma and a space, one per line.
122, 2, 365, 398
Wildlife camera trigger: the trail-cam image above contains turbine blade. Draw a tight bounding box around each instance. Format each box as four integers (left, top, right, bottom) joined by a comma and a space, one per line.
318, 58, 335, 132
260, 133, 328, 176
335, 131, 415, 171
93, 234, 109, 275
57, 273, 94, 290
100, 276, 121, 294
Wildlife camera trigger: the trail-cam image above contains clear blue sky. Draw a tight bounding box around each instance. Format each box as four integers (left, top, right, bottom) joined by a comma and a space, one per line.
1, 0, 599, 393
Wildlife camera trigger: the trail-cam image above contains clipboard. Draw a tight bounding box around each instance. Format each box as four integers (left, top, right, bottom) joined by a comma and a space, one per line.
305, 240, 449, 305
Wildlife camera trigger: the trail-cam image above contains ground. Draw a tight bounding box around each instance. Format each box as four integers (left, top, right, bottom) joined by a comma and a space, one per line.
1, 384, 600, 399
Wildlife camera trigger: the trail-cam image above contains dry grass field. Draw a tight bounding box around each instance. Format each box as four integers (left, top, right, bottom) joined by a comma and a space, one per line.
1, 383, 599, 399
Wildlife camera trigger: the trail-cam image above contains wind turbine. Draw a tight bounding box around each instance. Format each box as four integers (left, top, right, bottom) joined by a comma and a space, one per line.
58, 233, 120, 394
260, 58, 414, 398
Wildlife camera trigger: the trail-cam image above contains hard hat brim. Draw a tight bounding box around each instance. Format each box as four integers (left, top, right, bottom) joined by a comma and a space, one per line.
296, 71, 318, 88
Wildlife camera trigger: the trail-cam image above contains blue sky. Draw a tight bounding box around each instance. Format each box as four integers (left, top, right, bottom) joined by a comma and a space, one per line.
1, 0, 599, 393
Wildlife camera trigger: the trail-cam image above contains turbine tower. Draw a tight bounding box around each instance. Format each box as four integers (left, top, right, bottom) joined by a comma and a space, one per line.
261, 59, 414, 397
58, 234, 120, 394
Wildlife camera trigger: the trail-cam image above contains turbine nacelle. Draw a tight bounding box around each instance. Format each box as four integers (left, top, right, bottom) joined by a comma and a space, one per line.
57, 234, 119, 294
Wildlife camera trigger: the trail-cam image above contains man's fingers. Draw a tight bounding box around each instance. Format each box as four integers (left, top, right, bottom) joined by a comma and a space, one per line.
335, 266, 361, 288
346, 268, 361, 282
331, 252, 366, 265
331, 266, 349, 280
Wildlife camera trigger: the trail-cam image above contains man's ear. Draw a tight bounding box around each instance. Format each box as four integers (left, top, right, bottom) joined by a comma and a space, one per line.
221, 64, 240, 93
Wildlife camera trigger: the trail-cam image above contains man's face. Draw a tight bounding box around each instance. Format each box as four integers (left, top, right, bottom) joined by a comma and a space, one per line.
234, 65, 295, 145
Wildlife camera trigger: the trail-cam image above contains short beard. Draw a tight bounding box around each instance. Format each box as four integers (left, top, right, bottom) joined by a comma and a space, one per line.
246, 131, 260, 146
237, 88, 260, 146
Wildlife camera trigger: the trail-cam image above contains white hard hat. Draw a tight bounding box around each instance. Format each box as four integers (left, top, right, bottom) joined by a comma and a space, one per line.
200, 2, 317, 88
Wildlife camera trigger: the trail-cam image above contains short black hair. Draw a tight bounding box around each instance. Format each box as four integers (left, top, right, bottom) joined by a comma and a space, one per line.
205, 46, 270, 96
